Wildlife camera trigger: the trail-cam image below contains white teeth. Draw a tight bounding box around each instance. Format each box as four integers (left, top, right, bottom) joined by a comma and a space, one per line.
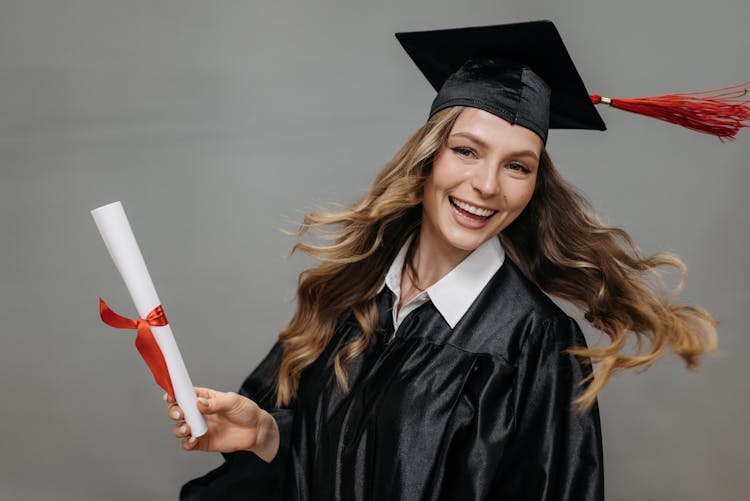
451, 197, 496, 217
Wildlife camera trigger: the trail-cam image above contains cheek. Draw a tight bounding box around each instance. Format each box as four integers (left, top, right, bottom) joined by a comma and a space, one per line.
506, 179, 537, 211
430, 152, 466, 190
423, 167, 451, 204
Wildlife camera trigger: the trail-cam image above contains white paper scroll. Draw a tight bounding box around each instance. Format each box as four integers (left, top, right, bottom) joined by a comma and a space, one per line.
92, 201, 208, 437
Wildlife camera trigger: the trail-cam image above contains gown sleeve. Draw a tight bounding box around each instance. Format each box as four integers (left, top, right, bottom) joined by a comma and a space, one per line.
440, 314, 604, 501
495, 314, 604, 500
180, 340, 294, 501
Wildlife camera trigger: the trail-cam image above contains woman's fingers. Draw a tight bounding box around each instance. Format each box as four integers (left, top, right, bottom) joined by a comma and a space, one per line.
173, 421, 191, 438
181, 435, 199, 450
167, 403, 183, 421
167, 386, 264, 454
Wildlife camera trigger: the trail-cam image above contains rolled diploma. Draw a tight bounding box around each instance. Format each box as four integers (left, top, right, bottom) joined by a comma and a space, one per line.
91, 201, 208, 437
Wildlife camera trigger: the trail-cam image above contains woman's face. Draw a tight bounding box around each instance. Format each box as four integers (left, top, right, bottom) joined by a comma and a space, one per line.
421, 107, 543, 259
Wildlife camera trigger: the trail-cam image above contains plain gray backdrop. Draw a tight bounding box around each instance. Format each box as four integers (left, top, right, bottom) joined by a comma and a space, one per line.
1, 1, 748, 500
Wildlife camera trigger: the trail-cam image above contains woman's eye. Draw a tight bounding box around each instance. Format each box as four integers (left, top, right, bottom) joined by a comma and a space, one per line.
452, 146, 475, 158
508, 162, 531, 173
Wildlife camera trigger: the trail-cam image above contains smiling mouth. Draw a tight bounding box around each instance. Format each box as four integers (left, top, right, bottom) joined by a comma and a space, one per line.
449, 196, 498, 220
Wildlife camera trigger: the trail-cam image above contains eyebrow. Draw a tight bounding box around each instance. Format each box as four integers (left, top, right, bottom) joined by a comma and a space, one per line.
449, 131, 540, 162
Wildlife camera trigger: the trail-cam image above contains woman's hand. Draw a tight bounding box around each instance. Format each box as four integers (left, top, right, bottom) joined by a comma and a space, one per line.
166, 387, 280, 463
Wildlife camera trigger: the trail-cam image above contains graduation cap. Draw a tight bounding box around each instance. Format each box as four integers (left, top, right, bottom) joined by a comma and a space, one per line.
396, 20, 750, 143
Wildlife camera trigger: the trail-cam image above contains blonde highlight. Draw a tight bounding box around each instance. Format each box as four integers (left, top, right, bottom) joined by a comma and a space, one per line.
273, 106, 719, 413
274, 106, 465, 407
499, 150, 719, 411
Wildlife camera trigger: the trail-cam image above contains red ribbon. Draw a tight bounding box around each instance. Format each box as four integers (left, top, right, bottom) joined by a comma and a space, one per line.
98, 298, 175, 400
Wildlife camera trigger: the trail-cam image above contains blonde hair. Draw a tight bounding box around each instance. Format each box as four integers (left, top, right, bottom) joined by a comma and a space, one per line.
274, 106, 719, 412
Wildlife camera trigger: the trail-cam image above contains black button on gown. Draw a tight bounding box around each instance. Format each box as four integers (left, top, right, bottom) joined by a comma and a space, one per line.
180, 257, 605, 500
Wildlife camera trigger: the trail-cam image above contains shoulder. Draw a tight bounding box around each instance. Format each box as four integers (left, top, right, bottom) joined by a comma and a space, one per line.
447, 256, 587, 363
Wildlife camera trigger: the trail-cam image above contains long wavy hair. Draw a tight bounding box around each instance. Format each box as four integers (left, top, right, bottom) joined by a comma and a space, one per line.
274, 105, 719, 412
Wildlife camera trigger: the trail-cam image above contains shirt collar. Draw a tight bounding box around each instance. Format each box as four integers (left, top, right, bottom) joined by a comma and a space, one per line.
378, 234, 505, 328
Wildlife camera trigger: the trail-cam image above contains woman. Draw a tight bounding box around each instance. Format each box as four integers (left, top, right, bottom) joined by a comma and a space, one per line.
166, 21, 722, 501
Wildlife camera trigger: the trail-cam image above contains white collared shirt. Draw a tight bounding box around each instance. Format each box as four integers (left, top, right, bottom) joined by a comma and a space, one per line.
377, 234, 506, 333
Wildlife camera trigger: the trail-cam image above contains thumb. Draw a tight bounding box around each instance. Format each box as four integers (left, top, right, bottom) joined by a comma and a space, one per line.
196, 391, 241, 415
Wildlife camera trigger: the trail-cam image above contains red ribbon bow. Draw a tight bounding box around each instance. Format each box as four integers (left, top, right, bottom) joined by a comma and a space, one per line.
98, 298, 175, 400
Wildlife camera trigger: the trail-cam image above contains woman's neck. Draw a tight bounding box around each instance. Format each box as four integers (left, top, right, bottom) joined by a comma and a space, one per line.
401, 225, 472, 300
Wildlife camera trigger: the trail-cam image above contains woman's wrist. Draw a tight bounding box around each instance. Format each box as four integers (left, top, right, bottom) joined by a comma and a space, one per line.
248, 410, 281, 463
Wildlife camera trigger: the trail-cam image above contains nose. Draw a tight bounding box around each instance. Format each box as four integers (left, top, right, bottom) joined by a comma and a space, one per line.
470, 161, 501, 198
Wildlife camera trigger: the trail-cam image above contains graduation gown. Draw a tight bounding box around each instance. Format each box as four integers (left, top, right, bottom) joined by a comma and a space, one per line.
180, 256, 604, 500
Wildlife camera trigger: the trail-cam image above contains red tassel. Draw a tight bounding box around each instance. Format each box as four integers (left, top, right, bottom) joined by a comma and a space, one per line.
590, 81, 750, 141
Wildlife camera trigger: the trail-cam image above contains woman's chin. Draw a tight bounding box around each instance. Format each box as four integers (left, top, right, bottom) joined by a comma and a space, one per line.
438, 227, 491, 253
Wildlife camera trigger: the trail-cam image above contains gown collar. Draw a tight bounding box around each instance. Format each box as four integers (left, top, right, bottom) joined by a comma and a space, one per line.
378, 233, 505, 328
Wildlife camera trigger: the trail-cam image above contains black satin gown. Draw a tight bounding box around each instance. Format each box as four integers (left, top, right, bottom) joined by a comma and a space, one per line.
180, 257, 604, 500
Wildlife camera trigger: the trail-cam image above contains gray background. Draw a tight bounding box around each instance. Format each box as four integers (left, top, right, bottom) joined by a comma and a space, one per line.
1, 1, 748, 500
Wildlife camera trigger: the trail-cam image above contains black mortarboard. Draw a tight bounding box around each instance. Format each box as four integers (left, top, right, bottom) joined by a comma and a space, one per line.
395, 20, 605, 144
396, 20, 750, 143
